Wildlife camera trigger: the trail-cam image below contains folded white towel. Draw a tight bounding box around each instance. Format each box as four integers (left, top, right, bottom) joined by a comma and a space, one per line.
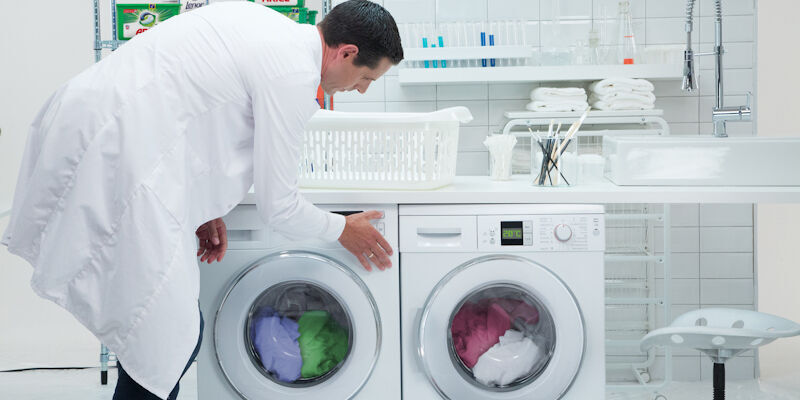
589, 91, 656, 104
526, 101, 589, 112
531, 87, 587, 103
591, 99, 655, 111
589, 78, 655, 95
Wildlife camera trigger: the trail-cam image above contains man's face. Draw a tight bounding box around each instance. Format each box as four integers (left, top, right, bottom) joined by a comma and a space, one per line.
321, 45, 393, 95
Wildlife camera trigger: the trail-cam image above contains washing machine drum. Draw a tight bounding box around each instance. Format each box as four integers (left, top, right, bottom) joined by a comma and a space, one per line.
215, 251, 380, 399
419, 255, 585, 400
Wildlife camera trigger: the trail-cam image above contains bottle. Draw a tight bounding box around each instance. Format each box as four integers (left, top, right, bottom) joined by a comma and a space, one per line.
617, 1, 637, 65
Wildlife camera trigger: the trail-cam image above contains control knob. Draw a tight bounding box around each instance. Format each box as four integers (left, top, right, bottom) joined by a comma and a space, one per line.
554, 224, 573, 242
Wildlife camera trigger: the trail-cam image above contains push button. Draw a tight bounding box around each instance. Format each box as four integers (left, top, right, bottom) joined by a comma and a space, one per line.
523, 234, 533, 246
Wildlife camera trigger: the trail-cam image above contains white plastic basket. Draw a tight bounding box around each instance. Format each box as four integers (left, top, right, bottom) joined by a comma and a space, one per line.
299, 107, 473, 189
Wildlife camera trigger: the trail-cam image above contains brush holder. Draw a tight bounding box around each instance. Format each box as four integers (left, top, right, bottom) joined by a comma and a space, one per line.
531, 135, 577, 187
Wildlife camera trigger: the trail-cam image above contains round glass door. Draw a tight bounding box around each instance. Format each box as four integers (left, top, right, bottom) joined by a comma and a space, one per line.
449, 284, 556, 389
245, 281, 353, 386
215, 251, 380, 399
419, 255, 584, 400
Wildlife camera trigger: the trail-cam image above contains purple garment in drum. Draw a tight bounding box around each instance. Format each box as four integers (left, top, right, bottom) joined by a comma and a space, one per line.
250, 307, 303, 382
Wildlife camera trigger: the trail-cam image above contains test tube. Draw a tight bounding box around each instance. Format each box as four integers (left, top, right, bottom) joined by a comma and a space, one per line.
497, 21, 508, 67
422, 36, 430, 68
488, 21, 496, 67
466, 22, 477, 68
438, 30, 446, 68
480, 22, 487, 68
447, 22, 461, 68
503, 20, 515, 66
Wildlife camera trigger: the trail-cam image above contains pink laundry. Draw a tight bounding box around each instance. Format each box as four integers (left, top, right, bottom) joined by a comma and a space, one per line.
451, 298, 539, 369
479, 298, 540, 325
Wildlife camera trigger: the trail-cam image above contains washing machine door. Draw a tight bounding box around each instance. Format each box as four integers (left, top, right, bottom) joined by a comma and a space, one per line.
418, 254, 584, 400
215, 251, 380, 399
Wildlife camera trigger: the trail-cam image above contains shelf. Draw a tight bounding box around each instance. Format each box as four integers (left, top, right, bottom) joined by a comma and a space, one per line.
504, 109, 664, 119
398, 63, 683, 85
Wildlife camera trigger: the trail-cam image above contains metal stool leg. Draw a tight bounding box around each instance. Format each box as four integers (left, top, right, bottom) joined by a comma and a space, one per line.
713, 363, 725, 400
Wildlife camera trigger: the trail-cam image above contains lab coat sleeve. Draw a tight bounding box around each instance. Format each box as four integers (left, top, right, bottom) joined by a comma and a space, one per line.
251, 74, 346, 242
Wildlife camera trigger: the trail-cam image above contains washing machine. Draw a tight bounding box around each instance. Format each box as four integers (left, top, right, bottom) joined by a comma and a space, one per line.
399, 204, 605, 400
198, 204, 400, 400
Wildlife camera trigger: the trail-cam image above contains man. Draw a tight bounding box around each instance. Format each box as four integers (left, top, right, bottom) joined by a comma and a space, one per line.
1, 1, 403, 399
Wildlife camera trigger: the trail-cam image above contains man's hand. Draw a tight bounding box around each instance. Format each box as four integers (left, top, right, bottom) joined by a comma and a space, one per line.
196, 217, 228, 264
338, 210, 393, 272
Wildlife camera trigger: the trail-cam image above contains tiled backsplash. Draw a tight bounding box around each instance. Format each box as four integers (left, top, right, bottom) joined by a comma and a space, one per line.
651, 204, 756, 381
334, 0, 758, 382
334, 0, 756, 176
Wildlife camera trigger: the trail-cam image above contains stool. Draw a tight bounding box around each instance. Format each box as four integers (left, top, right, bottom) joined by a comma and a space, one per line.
640, 308, 800, 400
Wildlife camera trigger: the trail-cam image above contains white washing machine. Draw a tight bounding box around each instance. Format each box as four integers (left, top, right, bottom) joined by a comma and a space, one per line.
399, 204, 605, 400
198, 204, 400, 400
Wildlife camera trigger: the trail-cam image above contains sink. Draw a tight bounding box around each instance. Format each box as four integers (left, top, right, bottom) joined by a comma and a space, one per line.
603, 136, 800, 186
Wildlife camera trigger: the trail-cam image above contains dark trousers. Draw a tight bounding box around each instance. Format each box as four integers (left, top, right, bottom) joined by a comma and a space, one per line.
113, 308, 204, 400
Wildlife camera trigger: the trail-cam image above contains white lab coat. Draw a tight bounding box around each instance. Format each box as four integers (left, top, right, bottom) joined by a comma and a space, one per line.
1, 3, 345, 398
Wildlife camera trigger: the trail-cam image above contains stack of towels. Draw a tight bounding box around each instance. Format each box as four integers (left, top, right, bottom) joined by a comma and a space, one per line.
526, 87, 589, 112
589, 78, 656, 110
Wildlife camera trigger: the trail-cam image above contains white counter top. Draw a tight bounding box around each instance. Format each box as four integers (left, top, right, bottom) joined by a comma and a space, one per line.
240, 176, 800, 205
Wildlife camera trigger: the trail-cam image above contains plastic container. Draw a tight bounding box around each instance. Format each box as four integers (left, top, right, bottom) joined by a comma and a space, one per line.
299, 107, 473, 190
115, 3, 181, 40
484, 134, 517, 181
531, 135, 577, 186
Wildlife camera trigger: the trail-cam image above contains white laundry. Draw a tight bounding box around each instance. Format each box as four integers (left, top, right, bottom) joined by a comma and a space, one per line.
589, 78, 655, 95
1, 3, 345, 399
591, 99, 655, 111
526, 101, 589, 112
589, 91, 656, 104
472, 329, 542, 387
531, 87, 588, 103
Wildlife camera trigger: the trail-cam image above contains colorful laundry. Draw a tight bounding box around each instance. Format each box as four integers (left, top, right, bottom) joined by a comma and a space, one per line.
451, 302, 512, 368
272, 285, 328, 319
297, 310, 349, 378
250, 307, 303, 382
451, 298, 540, 369
473, 329, 542, 387
480, 298, 540, 325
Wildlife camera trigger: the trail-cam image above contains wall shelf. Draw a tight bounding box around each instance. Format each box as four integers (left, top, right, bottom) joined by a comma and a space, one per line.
398, 64, 683, 85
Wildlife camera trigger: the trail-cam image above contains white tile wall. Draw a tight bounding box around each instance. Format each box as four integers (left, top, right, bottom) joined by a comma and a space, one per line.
339, 0, 756, 174
648, 203, 756, 380
334, 0, 758, 381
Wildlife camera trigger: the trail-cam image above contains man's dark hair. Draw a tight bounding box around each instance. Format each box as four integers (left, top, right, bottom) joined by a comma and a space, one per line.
318, 0, 404, 68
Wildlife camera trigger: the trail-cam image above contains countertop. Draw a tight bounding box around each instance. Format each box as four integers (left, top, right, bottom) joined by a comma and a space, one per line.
239, 176, 800, 205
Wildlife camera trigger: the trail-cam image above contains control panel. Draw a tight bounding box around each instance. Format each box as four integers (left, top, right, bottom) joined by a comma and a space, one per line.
478, 214, 604, 252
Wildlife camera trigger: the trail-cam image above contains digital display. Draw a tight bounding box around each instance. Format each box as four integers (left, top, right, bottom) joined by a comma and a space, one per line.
500, 221, 524, 246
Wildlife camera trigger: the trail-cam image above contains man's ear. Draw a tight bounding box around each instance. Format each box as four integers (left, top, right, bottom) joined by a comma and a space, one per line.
338, 44, 359, 60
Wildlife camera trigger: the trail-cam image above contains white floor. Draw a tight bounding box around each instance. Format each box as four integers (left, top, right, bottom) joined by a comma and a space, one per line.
1, 364, 799, 400
0, 364, 197, 400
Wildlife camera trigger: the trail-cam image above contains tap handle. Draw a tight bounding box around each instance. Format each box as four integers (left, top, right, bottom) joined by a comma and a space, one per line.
745, 91, 752, 109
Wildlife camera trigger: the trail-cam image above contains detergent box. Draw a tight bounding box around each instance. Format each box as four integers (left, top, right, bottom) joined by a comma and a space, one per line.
116, 3, 181, 40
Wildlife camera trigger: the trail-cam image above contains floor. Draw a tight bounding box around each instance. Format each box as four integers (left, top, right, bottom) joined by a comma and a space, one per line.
0, 364, 196, 400
1, 364, 798, 399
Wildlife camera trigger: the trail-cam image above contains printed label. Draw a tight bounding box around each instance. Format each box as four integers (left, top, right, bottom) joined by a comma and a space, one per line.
116, 4, 180, 40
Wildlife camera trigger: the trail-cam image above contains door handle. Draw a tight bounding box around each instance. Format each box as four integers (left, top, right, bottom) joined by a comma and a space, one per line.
416, 227, 462, 236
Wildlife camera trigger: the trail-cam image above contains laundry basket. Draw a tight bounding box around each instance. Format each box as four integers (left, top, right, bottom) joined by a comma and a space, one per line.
299, 107, 473, 189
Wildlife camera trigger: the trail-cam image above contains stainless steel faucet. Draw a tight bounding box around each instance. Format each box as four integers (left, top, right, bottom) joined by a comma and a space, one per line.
682, 0, 751, 137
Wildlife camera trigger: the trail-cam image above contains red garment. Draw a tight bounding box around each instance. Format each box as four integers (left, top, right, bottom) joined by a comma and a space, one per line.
451, 299, 540, 368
